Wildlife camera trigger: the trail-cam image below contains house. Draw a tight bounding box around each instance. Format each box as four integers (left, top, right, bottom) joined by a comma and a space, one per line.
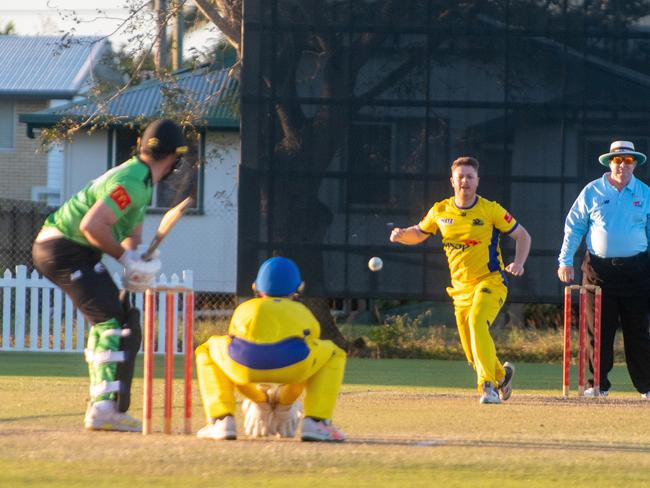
20, 65, 241, 293
0, 36, 120, 203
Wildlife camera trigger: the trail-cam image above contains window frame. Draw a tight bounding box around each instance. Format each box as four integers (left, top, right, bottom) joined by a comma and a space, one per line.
0, 100, 15, 151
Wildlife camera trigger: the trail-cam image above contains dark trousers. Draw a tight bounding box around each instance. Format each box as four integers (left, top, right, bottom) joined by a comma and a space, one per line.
581, 251, 650, 393
32, 238, 126, 325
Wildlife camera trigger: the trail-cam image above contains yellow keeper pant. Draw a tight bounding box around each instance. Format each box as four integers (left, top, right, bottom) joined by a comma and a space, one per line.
195, 335, 346, 420
447, 274, 507, 391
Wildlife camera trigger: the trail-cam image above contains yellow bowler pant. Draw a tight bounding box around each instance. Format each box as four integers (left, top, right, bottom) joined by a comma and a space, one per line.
447, 273, 507, 391
195, 335, 346, 420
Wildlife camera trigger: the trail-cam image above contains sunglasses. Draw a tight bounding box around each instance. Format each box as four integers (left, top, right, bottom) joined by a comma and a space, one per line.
611, 156, 636, 165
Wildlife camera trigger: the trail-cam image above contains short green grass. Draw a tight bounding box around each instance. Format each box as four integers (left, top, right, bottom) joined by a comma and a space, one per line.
1, 352, 647, 488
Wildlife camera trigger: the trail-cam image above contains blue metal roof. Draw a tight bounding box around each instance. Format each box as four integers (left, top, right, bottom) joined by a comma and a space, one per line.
0, 36, 108, 98
20, 65, 240, 130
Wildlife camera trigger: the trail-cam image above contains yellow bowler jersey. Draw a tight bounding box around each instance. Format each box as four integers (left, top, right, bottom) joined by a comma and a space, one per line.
418, 195, 518, 286
228, 297, 321, 343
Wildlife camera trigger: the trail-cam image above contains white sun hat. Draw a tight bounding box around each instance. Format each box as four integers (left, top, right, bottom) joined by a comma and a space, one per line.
598, 140, 647, 167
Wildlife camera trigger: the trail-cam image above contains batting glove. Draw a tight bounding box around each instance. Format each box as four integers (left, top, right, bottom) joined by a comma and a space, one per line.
119, 250, 161, 292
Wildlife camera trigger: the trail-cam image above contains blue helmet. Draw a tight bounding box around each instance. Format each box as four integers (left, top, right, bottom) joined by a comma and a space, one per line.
254, 257, 303, 297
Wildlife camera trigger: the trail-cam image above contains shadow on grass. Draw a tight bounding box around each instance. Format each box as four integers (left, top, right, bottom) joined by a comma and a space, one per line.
348, 436, 650, 453
0, 351, 636, 392
0, 411, 82, 423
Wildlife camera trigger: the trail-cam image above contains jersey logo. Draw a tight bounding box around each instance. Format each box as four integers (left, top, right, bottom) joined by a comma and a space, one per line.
633, 200, 642, 207
439, 218, 454, 225
480, 287, 492, 294
110, 186, 131, 210
472, 218, 484, 226
443, 240, 481, 251
504, 212, 513, 223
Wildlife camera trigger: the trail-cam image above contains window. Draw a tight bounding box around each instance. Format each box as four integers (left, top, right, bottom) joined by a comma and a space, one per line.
347, 123, 393, 206
109, 126, 202, 210
0, 101, 15, 149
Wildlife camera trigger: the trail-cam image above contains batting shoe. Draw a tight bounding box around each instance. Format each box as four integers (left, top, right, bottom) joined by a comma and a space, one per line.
641, 391, 650, 399
498, 362, 515, 401
301, 417, 345, 442
196, 416, 237, 440
479, 382, 501, 404
84, 400, 142, 432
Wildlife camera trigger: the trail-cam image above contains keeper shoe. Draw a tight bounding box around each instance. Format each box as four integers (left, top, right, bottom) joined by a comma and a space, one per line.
583, 387, 608, 398
300, 417, 346, 442
479, 382, 501, 405
196, 416, 237, 441
84, 400, 142, 432
498, 362, 515, 401
641, 391, 650, 399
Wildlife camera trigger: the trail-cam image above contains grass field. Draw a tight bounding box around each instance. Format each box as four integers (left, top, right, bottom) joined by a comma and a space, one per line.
1, 352, 649, 487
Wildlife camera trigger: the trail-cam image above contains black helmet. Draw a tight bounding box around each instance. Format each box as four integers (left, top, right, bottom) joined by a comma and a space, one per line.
139, 119, 188, 156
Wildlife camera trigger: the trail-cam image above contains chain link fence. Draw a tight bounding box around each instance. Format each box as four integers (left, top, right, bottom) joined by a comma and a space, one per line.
0, 198, 50, 272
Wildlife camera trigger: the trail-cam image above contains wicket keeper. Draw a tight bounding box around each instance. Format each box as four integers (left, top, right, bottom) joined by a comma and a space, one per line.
32, 119, 188, 431
390, 156, 531, 404
195, 257, 347, 442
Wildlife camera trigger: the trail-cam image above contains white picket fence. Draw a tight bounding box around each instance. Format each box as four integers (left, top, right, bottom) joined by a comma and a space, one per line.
0, 265, 194, 354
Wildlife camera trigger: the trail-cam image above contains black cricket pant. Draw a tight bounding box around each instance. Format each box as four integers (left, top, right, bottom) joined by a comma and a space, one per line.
32, 238, 126, 326
582, 252, 650, 394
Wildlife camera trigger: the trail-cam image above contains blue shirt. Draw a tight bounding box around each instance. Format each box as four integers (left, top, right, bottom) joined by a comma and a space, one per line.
558, 174, 650, 266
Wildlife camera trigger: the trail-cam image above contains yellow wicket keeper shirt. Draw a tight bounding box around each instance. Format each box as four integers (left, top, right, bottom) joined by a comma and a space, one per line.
228, 297, 321, 344
418, 196, 519, 287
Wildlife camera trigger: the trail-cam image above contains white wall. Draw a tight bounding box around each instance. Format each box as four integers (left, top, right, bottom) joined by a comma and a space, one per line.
63, 129, 239, 294
63, 130, 108, 198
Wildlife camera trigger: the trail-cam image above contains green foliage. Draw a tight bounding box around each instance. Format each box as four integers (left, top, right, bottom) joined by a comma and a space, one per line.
362, 310, 626, 363
524, 303, 563, 329
192, 317, 229, 347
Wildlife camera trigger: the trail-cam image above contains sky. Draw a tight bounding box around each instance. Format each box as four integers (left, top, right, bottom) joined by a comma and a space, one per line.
1, 1, 131, 39
0, 1, 221, 54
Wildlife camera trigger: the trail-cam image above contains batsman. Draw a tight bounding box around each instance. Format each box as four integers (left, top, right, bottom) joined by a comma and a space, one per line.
32, 119, 188, 431
195, 257, 347, 442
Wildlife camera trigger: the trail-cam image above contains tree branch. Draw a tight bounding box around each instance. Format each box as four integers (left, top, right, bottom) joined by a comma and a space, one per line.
193, 0, 241, 54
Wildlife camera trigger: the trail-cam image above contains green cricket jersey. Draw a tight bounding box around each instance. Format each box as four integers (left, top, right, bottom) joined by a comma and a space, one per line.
43, 157, 153, 248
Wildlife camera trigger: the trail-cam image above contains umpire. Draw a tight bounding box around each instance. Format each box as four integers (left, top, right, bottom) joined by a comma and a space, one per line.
32, 119, 187, 431
558, 141, 650, 399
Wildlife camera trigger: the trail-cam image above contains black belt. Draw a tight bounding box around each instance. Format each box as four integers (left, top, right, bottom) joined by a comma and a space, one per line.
589, 252, 647, 267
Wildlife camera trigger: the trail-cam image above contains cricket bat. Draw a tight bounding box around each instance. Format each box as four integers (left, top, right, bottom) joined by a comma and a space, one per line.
142, 196, 194, 260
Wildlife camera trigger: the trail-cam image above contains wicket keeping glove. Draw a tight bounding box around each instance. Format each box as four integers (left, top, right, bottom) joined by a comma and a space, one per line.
242, 399, 273, 437
269, 401, 303, 438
